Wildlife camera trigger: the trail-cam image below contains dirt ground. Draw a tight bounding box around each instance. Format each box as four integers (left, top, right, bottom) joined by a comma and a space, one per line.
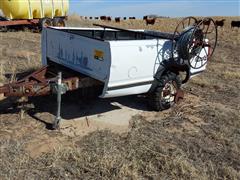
0, 17, 239, 179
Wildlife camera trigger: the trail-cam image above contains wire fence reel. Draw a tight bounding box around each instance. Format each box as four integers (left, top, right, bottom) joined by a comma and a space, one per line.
172, 17, 218, 69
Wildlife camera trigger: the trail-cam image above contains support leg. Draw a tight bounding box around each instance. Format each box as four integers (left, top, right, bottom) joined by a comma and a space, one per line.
52, 72, 62, 130
18, 96, 28, 120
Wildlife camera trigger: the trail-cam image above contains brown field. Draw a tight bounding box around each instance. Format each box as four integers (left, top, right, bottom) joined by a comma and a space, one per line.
0, 16, 240, 179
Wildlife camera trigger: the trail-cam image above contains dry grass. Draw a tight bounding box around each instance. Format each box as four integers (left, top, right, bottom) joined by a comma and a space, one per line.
0, 61, 5, 82
0, 16, 239, 179
0, 31, 41, 81
1, 109, 239, 179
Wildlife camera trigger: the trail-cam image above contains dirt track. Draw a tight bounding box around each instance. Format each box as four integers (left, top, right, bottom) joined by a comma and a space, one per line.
0, 17, 239, 179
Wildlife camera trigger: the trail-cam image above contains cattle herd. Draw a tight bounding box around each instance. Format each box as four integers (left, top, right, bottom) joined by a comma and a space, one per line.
195, 18, 240, 28
81, 15, 240, 28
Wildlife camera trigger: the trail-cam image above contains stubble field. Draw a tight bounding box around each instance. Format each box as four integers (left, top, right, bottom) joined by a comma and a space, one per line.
0, 16, 239, 179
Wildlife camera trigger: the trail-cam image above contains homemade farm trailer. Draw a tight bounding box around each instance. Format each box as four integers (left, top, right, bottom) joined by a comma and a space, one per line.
0, 0, 69, 31
0, 17, 218, 129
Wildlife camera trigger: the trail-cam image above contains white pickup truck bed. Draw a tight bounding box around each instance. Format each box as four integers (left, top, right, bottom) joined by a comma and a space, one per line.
42, 27, 206, 98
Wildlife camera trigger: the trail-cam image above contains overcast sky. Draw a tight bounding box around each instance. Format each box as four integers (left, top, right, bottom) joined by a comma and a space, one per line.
69, 0, 240, 17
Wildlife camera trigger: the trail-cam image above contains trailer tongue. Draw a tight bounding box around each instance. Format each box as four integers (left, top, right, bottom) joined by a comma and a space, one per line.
0, 65, 100, 97
0, 17, 218, 129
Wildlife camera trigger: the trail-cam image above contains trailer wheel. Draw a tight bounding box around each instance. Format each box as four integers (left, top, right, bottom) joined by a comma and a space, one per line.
148, 72, 181, 111
40, 18, 52, 28
53, 18, 66, 27
0, 26, 8, 32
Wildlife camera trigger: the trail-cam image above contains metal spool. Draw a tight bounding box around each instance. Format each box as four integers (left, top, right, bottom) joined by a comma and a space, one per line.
172, 17, 218, 69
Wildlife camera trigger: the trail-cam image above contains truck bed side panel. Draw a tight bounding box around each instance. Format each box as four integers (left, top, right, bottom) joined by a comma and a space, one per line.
42, 28, 111, 83
102, 39, 172, 98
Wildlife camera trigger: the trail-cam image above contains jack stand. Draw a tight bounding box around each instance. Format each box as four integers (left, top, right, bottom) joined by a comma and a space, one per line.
52, 72, 63, 130
18, 96, 28, 120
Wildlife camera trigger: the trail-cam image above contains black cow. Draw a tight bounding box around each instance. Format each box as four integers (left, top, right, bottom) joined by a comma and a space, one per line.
215, 19, 225, 28
203, 19, 211, 26
195, 19, 211, 26
143, 16, 148, 20
100, 16, 107, 21
115, 17, 121, 23
231, 21, 240, 28
129, 17, 136, 20
195, 19, 202, 25
145, 18, 156, 25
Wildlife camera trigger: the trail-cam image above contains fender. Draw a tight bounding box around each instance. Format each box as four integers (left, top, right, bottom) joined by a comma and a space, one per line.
149, 59, 190, 93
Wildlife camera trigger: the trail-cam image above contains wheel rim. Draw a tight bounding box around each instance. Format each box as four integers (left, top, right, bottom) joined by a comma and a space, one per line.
42, 19, 51, 28
161, 81, 177, 105
188, 18, 218, 69
54, 19, 65, 27
57, 21, 65, 27
43, 22, 49, 27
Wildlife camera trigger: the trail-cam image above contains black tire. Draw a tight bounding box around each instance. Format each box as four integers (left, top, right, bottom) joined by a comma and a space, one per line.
39, 18, 52, 29
53, 18, 66, 27
0, 26, 8, 32
148, 72, 181, 111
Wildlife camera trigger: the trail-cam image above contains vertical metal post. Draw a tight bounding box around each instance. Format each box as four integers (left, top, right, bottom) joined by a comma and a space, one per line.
27, 0, 33, 19
40, 0, 44, 18
51, 0, 55, 18
61, 0, 64, 16
52, 72, 62, 129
